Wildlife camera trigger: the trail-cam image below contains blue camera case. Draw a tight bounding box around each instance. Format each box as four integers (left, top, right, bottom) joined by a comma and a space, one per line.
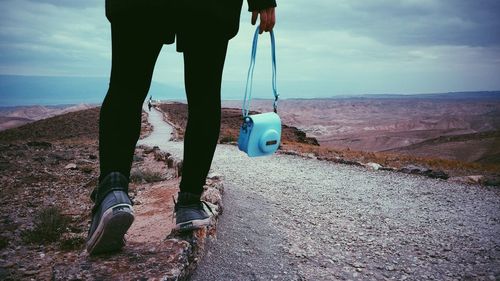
238, 112, 281, 157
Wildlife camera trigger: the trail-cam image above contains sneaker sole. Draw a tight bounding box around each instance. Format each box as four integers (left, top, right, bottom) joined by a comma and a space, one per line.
86, 204, 134, 255
174, 217, 211, 232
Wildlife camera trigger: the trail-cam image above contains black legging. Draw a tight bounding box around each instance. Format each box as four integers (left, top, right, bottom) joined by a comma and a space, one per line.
99, 16, 228, 196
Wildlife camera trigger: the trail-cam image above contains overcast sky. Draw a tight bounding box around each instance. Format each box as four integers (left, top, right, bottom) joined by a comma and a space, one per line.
1, 0, 499, 98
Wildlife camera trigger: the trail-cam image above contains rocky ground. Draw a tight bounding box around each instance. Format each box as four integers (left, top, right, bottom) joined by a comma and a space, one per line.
1, 103, 499, 280
144, 104, 500, 281
159, 102, 500, 186
0, 108, 223, 280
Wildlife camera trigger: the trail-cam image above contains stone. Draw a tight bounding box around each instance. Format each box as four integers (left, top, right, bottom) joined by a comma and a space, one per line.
423, 169, 449, 180
153, 150, 168, 162
76, 159, 93, 165
365, 162, 382, 170
167, 157, 175, 168
483, 175, 500, 187
201, 188, 222, 205
26, 141, 52, 148
64, 163, 77, 170
448, 175, 483, 185
332, 157, 363, 166
143, 146, 155, 154
176, 161, 183, 177
133, 155, 144, 162
49, 151, 75, 161
23, 270, 39, 276
398, 165, 448, 180
379, 167, 396, 171
398, 165, 429, 174
207, 172, 223, 180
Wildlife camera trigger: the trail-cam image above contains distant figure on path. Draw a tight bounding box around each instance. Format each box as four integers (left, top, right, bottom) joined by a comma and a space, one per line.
147, 99, 152, 112
86, 0, 277, 255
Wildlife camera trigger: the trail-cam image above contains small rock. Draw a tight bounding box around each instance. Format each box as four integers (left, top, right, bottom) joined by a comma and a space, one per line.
365, 162, 382, 170
176, 161, 183, 177
133, 155, 144, 162
423, 169, 449, 180
398, 165, 429, 175
207, 172, 222, 180
64, 163, 77, 170
49, 151, 75, 161
26, 141, 52, 148
23, 270, 39, 276
484, 175, 500, 187
76, 159, 93, 165
2, 262, 15, 268
448, 175, 483, 185
379, 167, 396, 171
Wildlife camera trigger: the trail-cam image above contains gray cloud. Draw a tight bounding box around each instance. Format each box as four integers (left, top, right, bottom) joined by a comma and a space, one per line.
0, 0, 499, 96
26, 0, 101, 8
0, 0, 109, 76
278, 0, 500, 47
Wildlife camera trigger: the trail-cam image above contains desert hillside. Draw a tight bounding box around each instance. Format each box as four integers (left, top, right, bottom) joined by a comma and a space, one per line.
386, 130, 500, 165
157, 103, 319, 146
222, 94, 500, 165
0, 104, 95, 131
0, 107, 161, 280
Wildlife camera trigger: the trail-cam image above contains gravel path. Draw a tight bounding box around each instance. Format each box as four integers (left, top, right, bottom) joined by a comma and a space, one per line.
141, 106, 500, 281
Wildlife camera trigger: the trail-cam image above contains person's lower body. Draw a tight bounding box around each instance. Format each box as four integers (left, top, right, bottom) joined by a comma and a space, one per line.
174, 39, 228, 231
86, 8, 229, 254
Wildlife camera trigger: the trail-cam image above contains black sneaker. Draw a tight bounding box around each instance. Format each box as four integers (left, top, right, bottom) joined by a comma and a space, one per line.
86, 173, 134, 255
174, 192, 213, 231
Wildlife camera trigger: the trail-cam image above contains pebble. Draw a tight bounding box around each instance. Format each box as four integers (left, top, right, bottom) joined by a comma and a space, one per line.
23, 270, 39, 276
64, 163, 77, 169
2, 262, 15, 268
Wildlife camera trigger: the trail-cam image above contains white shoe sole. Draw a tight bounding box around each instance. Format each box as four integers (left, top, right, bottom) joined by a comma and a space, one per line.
86, 203, 134, 255
174, 217, 211, 232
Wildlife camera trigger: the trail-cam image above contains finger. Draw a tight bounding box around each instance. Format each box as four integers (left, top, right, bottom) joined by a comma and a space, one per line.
266, 9, 272, 31
259, 10, 267, 34
251, 11, 258, 25
270, 8, 276, 31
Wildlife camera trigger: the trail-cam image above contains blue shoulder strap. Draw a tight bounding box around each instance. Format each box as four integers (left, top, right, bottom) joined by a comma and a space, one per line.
242, 27, 278, 117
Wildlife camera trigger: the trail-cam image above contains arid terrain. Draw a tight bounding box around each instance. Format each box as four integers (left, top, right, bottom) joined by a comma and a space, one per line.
0, 98, 498, 279
0, 107, 202, 280
222, 93, 500, 167
0, 104, 95, 131
158, 101, 500, 179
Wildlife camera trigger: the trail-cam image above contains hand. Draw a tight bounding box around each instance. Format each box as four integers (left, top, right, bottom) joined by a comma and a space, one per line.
251, 7, 276, 34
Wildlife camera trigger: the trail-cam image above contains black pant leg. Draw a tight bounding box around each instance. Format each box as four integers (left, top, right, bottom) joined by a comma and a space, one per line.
99, 19, 164, 182
179, 40, 229, 195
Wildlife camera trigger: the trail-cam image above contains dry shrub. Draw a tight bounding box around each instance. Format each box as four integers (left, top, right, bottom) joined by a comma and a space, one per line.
22, 207, 70, 244
130, 168, 164, 183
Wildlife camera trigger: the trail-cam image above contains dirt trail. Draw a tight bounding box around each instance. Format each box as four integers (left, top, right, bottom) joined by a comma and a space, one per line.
141, 105, 500, 281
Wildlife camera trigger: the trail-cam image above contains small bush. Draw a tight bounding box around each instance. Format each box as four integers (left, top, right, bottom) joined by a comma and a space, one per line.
219, 136, 235, 144
130, 168, 163, 183
59, 235, 85, 251
130, 168, 144, 183
22, 207, 70, 244
0, 236, 8, 249
79, 165, 93, 174
142, 170, 164, 183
